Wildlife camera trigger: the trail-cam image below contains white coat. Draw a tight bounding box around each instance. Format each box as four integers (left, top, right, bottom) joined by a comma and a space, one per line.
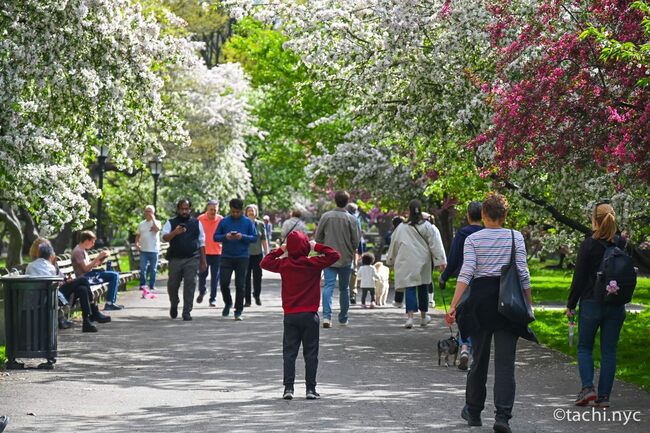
386, 220, 447, 289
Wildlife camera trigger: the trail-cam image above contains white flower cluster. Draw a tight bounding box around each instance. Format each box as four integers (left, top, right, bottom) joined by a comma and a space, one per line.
0, 0, 200, 231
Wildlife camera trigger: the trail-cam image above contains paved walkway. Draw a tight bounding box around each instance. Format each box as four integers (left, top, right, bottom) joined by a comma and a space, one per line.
1, 272, 649, 432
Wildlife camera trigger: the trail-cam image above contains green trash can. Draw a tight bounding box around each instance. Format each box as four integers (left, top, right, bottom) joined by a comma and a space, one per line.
0, 275, 61, 369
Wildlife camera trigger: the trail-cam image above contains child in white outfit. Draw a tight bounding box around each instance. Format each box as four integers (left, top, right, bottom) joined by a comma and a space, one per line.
357, 253, 380, 308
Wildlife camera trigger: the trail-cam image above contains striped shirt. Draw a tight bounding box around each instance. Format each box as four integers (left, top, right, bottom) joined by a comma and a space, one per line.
457, 228, 531, 289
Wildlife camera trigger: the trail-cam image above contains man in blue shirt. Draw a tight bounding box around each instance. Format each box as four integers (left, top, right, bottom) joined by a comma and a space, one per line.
214, 198, 257, 320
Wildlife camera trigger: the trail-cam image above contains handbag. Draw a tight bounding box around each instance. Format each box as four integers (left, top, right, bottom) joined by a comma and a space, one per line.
498, 230, 535, 326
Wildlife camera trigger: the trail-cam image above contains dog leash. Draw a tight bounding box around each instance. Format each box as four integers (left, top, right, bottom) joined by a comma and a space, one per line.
438, 280, 456, 338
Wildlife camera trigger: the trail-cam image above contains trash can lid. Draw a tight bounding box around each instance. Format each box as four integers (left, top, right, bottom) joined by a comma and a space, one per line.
0, 275, 63, 282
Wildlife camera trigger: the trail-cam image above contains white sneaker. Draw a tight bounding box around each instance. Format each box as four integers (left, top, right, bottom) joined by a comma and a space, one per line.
322, 319, 332, 329
339, 320, 349, 327
393, 302, 403, 308
420, 314, 432, 327
405, 318, 413, 329
370, 301, 376, 309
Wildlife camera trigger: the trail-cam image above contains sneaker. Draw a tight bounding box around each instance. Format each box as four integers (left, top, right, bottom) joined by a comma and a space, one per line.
139, 285, 148, 291
244, 302, 252, 307
405, 317, 414, 329
222, 303, 232, 317
339, 320, 349, 327
196, 292, 204, 304
429, 300, 436, 308
182, 313, 192, 321
370, 301, 376, 309
282, 387, 294, 400
350, 297, 356, 305
594, 395, 610, 408
255, 297, 262, 306
58, 319, 73, 330
322, 319, 332, 329
234, 313, 243, 321
461, 405, 482, 427
103, 303, 123, 311
420, 314, 432, 327
493, 419, 512, 433
306, 389, 321, 400
458, 350, 470, 371
170, 305, 178, 319
575, 386, 597, 406
361, 303, 368, 309
209, 301, 216, 307
393, 302, 403, 308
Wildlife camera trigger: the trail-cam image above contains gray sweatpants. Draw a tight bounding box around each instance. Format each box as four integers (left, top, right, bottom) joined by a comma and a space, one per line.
167, 257, 199, 315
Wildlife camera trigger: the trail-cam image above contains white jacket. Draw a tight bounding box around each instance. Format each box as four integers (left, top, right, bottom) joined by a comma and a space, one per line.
386, 221, 447, 289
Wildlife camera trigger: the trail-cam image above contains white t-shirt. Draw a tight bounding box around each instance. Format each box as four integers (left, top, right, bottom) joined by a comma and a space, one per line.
357, 265, 379, 288
138, 219, 161, 252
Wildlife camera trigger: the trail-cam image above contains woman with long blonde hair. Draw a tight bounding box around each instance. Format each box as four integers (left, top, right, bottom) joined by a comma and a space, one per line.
567, 202, 627, 408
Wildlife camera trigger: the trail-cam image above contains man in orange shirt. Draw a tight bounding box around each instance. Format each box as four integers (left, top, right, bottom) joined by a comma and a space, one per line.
197, 200, 223, 307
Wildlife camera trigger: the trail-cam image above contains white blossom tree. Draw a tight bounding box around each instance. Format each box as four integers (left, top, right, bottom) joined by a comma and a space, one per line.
0, 0, 199, 264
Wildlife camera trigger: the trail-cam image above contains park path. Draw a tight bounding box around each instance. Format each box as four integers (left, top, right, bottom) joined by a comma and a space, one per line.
1, 271, 648, 432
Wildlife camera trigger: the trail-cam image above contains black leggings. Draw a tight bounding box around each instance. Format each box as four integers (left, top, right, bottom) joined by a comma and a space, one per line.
59, 277, 93, 318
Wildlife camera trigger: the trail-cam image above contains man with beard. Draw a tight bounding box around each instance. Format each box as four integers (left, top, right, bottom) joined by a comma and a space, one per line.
162, 198, 208, 321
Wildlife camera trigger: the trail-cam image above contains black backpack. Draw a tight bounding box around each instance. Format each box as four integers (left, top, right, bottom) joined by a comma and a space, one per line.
595, 239, 637, 305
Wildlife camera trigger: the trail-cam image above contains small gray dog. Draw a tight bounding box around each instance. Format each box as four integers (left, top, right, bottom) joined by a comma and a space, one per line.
437, 335, 459, 367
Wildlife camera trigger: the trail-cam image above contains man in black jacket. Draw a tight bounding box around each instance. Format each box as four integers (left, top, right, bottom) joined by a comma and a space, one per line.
162, 199, 208, 321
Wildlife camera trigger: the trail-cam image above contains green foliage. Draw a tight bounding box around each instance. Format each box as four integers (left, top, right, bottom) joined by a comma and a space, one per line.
221, 18, 349, 211
531, 309, 650, 391
0, 345, 5, 369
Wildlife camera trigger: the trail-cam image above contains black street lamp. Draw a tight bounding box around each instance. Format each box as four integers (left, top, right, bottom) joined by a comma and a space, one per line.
149, 156, 163, 210
96, 144, 109, 247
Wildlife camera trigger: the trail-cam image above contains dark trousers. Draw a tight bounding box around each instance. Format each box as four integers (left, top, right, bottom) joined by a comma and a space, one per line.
245, 253, 263, 303
361, 287, 375, 304
394, 290, 404, 303
167, 257, 199, 315
220, 257, 249, 314
198, 254, 221, 303
283, 312, 320, 389
466, 327, 519, 421
59, 278, 93, 318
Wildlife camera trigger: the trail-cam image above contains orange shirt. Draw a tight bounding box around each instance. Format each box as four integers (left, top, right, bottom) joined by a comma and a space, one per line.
198, 213, 223, 255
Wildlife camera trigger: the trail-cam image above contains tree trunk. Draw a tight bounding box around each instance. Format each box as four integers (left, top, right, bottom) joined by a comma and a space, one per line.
436, 208, 454, 255
0, 204, 23, 268
20, 208, 40, 256
51, 223, 74, 255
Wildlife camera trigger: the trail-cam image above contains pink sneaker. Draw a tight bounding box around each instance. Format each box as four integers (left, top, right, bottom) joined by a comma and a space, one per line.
141, 288, 157, 299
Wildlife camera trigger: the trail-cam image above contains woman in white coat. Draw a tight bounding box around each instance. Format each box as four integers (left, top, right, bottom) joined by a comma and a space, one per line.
386, 200, 447, 328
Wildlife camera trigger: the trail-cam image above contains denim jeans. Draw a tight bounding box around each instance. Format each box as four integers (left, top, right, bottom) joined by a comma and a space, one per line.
198, 254, 221, 303
577, 299, 626, 397
322, 265, 352, 323
139, 251, 159, 289
404, 284, 429, 313
85, 270, 119, 304
220, 257, 250, 315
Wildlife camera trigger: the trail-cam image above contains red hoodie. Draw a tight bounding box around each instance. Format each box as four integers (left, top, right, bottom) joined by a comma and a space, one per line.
260, 231, 340, 315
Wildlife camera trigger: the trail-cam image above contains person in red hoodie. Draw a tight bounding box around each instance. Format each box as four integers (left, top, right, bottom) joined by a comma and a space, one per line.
260, 231, 340, 400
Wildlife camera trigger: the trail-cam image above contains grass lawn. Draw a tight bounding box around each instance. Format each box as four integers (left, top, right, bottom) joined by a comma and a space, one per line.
432, 263, 650, 392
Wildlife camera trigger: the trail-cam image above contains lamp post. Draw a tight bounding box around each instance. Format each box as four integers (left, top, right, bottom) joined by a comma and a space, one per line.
149, 156, 163, 210
96, 144, 109, 247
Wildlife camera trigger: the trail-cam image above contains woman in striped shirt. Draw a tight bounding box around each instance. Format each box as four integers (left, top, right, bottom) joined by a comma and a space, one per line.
445, 193, 534, 433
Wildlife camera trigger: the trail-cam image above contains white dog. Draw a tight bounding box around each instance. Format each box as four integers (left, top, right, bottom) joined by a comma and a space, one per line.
374, 261, 390, 306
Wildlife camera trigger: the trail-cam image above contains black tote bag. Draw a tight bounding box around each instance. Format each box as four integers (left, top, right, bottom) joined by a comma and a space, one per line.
498, 230, 535, 326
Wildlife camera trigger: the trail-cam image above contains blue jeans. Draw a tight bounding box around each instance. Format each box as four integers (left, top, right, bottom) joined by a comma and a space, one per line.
139, 251, 159, 289
577, 299, 626, 397
404, 284, 429, 313
322, 265, 352, 323
86, 270, 119, 304
199, 254, 221, 303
